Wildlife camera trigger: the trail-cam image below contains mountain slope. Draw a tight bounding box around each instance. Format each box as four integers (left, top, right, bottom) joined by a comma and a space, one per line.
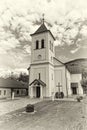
65, 58, 87, 74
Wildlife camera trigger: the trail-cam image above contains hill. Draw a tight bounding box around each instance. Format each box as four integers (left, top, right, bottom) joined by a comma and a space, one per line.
65, 58, 87, 74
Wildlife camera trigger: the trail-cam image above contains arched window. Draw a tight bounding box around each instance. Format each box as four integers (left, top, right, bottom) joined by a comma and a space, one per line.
36, 40, 39, 49
41, 39, 44, 48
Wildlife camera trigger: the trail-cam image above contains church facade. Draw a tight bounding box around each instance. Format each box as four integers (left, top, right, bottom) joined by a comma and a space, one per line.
28, 21, 83, 98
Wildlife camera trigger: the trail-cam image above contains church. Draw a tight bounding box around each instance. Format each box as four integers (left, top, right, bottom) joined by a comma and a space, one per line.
28, 18, 83, 98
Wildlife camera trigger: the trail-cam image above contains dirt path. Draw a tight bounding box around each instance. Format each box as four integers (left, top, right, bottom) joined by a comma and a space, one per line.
0, 100, 86, 130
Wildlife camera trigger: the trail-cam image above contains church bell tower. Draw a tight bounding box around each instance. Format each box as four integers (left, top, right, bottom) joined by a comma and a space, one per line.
29, 16, 55, 98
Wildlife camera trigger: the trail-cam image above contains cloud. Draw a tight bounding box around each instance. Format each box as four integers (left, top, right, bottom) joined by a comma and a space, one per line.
0, 37, 20, 54
0, 68, 28, 78
0, 0, 87, 77
24, 45, 31, 54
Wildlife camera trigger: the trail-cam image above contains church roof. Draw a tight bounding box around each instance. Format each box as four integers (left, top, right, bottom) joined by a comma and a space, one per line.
53, 57, 64, 66
0, 78, 28, 89
34, 23, 48, 34
31, 23, 55, 40
29, 79, 46, 87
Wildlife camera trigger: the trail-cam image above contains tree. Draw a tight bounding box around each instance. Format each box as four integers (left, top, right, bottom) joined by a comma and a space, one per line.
82, 71, 87, 79
18, 73, 29, 83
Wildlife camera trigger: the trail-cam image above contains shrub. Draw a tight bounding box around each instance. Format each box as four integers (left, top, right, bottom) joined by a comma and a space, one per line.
55, 92, 64, 98
79, 96, 83, 100
60, 92, 64, 98
76, 97, 81, 102
55, 92, 60, 98
76, 96, 83, 102
26, 104, 34, 112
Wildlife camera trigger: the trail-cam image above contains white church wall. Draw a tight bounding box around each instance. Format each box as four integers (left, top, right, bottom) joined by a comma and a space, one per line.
53, 58, 63, 66
49, 65, 55, 97
66, 69, 72, 96
34, 49, 46, 61
71, 74, 83, 95
48, 32, 55, 65
31, 32, 49, 64
29, 64, 50, 97
33, 87, 36, 97
54, 66, 67, 96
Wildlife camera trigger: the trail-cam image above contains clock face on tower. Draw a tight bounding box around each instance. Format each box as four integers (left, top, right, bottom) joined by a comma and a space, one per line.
38, 55, 42, 60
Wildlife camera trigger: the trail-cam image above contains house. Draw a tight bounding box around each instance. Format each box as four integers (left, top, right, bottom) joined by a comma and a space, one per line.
28, 19, 84, 98
0, 78, 28, 99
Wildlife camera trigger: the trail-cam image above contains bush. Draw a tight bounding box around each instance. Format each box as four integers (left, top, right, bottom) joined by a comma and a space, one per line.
76, 96, 83, 102
79, 96, 83, 100
55, 92, 60, 98
26, 104, 34, 112
76, 97, 81, 102
60, 92, 64, 98
55, 92, 64, 98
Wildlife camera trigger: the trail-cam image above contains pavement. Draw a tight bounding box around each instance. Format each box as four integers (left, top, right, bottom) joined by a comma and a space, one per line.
0, 97, 42, 116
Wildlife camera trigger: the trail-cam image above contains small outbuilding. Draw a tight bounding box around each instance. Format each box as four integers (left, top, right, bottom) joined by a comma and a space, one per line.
0, 78, 28, 99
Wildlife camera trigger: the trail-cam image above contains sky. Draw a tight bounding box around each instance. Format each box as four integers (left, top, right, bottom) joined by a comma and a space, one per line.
0, 0, 87, 77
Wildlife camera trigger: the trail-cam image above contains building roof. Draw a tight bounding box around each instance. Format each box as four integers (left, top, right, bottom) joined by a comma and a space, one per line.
29, 79, 46, 87
30, 23, 55, 40
34, 23, 48, 34
65, 58, 87, 74
53, 57, 64, 66
0, 78, 28, 89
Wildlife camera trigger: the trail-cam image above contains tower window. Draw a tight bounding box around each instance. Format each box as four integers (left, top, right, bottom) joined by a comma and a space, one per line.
41, 39, 44, 48
36, 40, 39, 49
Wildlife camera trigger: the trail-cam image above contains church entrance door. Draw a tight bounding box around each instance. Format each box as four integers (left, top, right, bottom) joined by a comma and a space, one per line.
36, 86, 40, 98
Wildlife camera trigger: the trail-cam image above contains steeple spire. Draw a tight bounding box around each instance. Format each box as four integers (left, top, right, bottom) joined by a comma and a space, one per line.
30, 14, 55, 40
